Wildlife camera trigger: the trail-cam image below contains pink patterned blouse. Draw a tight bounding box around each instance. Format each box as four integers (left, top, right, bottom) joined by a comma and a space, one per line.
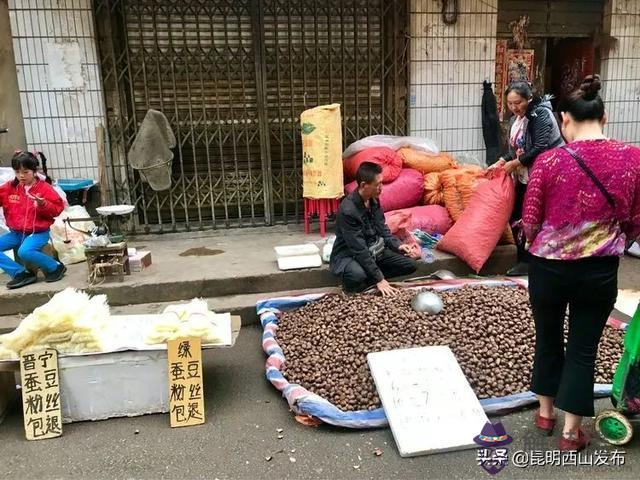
523, 139, 640, 260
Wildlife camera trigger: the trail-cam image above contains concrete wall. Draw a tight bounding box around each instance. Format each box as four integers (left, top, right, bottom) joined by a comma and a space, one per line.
601, 0, 640, 145
0, 0, 26, 163
409, 0, 498, 163
8, 0, 105, 180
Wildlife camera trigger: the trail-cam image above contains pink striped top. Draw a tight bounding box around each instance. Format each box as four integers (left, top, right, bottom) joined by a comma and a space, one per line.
523, 139, 640, 260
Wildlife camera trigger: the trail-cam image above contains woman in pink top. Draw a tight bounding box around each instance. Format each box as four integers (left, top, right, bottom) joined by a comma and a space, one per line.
523, 75, 640, 451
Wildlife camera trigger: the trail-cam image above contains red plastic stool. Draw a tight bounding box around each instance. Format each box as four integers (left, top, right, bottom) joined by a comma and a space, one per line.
304, 198, 341, 237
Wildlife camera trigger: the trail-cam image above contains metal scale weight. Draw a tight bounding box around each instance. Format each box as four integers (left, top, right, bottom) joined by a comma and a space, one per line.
63, 205, 135, 284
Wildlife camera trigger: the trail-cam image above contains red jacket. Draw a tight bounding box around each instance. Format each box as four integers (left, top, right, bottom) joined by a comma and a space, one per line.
0, 180, 64, 233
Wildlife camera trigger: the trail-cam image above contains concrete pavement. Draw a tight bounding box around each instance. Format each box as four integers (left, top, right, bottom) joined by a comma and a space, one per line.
0, 225, 516, 316
1, 321, 638, 480
1, 253, 638, 480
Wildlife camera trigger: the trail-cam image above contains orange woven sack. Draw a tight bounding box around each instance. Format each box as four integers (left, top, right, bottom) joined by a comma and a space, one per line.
398, 148, 457, 174
423, 172, 445, 205
440, 166, 484, 221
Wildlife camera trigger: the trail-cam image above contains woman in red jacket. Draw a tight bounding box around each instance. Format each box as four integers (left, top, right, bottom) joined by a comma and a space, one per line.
0, 151, 66, 289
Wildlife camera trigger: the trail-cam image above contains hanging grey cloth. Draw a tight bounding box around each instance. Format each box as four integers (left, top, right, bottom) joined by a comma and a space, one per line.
127, 109, 176, 191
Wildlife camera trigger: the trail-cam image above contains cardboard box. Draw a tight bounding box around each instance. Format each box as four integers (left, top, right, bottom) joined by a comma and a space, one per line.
129, 250, 152, 272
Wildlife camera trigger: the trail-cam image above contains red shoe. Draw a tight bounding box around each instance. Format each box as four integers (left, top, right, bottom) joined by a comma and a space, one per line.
534, 410, 556, 436
558, 429, 591, 452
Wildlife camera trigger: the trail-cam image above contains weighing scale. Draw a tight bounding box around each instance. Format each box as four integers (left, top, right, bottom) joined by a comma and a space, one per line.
63, 205, 135, 284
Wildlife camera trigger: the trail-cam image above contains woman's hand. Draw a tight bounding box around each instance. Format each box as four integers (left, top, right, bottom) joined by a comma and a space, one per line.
503, 159, 522, 174
490, 158, 506, 169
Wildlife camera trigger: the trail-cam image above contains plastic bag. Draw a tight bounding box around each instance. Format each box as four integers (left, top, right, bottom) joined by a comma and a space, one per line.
345, 168, 423, 212
612, 305, 640, 413
398, 148, 456, 174
343, 147, 403, 184
342, 135, 440, 158
454, 152, 488, 169
437, 170, 516, 273
0, 210, 7, 236
322, 235, 336, 263
50, 206, 96, 265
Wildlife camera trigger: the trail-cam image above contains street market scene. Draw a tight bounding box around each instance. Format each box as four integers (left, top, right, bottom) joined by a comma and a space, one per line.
1, 0, 640, 479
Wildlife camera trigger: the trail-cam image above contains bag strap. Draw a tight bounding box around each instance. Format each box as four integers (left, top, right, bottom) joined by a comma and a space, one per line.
562, 146, 615, 209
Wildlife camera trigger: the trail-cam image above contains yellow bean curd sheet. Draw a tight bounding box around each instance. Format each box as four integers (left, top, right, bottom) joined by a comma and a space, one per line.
0, 314, 240, 365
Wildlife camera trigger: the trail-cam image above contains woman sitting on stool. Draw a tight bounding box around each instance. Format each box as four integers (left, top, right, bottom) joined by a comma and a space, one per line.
0, 151, 66, 289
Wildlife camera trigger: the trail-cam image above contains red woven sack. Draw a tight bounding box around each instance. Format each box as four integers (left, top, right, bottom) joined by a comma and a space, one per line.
437, 170, 515, 273
345, 168, 423, 212
343, 147, 403, 184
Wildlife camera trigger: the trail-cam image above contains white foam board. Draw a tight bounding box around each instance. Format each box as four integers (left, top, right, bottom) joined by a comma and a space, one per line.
368, 346, 488, 457
274, 244, 320, 257
277, 254, 322, 270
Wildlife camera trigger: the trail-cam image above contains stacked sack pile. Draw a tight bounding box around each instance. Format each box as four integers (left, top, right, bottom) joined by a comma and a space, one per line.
342, 135, 515, 273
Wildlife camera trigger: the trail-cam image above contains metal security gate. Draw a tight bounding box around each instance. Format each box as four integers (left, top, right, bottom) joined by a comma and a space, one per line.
94, 0, 409, 232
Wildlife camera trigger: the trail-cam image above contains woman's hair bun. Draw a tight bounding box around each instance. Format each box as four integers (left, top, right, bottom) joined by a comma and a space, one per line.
579, 74, 602, 101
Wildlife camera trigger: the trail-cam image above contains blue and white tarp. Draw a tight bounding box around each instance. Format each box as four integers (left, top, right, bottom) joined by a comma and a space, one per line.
258, 278, 617, 429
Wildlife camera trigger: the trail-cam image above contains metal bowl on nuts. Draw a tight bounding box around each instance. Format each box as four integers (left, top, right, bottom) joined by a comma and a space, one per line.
411, 291, 444, 315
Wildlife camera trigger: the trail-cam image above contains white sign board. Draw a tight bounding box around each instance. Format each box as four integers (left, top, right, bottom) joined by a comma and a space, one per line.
368, 346, 488, 457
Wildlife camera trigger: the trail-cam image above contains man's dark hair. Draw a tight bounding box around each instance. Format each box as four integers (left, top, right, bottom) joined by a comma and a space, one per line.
355, 161, 382, 186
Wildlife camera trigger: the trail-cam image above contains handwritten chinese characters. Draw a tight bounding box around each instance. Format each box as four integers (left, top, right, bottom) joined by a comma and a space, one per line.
167, 337, 205, 428
20, 349, 62, 440
368, 346, 488, 457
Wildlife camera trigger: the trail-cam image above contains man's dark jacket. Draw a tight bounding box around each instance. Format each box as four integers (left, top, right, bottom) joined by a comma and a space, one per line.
330, 190, 401, 283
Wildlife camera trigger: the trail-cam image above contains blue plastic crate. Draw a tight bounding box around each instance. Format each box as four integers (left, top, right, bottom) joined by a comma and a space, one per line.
57, 178, 94, 192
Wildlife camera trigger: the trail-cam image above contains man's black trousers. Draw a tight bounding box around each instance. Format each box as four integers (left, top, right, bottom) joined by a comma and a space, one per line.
341, 249, 417, 293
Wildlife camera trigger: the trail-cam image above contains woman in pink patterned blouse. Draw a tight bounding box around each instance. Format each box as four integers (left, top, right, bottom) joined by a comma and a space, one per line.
523, 75, 640, 452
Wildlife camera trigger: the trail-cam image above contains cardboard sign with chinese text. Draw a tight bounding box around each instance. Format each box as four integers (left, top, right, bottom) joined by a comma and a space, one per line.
167, 337, 205, 427
20, 349, 62, 440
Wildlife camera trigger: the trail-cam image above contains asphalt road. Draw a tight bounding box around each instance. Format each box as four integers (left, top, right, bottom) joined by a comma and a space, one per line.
1, 256, 639, 480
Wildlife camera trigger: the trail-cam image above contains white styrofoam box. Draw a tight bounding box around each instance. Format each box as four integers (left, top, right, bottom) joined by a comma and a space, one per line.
59, 350, 169, 423
274, 244, 320, 257
277, 254, 322, 271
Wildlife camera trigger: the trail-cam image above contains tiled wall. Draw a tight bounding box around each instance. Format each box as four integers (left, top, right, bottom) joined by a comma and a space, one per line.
8, 0, 104, 180
409, 0, 498, 163
601, 0, 640, 145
